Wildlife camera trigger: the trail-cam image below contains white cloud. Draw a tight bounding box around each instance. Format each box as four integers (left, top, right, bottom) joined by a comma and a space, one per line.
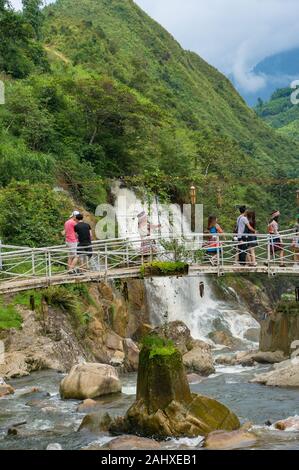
135, 0, 299, 92
9, 0, 299, 93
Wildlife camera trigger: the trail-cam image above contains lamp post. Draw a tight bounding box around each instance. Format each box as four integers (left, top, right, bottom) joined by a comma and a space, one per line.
296, 189, 299, 208
190, 185, 196, 233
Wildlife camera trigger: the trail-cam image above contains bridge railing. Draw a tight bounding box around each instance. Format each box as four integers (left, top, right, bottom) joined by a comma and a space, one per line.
0, 231, 298, 283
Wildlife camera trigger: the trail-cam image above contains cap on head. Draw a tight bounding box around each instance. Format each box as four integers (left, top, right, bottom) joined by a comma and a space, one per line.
70, 210, 80, 218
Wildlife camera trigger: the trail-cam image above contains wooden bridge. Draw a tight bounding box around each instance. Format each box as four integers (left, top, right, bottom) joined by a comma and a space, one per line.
0, 231, 298, 294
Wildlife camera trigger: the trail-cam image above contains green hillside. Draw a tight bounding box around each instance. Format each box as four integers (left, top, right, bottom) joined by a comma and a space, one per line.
256, 87, 299, 141
0, 0, 298, 245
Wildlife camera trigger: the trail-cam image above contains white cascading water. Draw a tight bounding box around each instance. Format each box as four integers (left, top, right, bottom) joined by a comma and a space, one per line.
112, 183, 260, 347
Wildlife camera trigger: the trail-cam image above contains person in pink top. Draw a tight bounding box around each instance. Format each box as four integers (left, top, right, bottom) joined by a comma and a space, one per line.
63, 210, 79, 271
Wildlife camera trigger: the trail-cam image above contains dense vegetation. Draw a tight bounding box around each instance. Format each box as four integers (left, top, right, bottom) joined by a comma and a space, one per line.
0, 0, 298, 246
256, 87, 299, 142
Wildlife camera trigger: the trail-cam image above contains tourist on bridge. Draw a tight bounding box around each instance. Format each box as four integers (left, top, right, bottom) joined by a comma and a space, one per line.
268, 211, 285, 267
75, 213, 93, 269
206, 215, 224, 265
246, 211, 258, 266
292, 215, 299, 264
63, 210, 79, 272
236, 206, 256, 265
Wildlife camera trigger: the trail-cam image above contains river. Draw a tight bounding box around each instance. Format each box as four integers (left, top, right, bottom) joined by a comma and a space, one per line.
1, 363, 299, 450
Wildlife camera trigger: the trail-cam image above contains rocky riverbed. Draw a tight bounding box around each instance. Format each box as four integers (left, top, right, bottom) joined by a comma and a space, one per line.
1, 363, 299, 450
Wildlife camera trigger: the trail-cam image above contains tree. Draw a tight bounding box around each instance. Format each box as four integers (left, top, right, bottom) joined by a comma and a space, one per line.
22, 0, 43, 39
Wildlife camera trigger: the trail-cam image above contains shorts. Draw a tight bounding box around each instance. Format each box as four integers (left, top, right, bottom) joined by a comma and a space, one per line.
271, 238, 283, 253
78, 244, 93, 258
66, 242, 77, 257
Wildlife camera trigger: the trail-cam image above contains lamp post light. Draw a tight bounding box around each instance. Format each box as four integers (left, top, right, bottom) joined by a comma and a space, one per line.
190, 185, 196, 233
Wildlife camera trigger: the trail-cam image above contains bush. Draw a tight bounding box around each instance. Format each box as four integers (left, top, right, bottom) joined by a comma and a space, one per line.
0, 181, 73, 247
140, 261, 189, 277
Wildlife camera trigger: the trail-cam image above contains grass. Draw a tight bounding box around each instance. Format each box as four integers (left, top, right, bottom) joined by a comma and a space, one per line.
142, 335, 176, 359
0, 302, 22, 330
140, 261, 189, 277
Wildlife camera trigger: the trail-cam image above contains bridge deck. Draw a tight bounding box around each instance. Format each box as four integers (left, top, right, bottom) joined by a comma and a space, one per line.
0, 264, 297, 295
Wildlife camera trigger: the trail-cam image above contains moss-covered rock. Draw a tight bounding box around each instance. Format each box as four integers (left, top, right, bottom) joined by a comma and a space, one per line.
110, 336, 240, 439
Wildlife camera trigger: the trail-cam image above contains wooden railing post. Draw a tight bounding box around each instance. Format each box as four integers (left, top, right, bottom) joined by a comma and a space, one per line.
32, 250, 36, 276
105, 243, 108, 276
48, 251, 52, 278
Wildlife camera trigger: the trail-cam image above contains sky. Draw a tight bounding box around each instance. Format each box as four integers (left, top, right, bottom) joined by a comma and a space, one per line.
10, 0, 299, 93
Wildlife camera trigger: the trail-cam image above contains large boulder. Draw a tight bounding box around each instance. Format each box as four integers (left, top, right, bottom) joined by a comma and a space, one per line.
78, 411, 112, 433
101, 436, 161, 450
154, 321, 193, 354
0, 377, 15, 397
109, 337, 240, 439
250, 359, 299, 387
60, 363, 121, 399
183, 347, 215, 376
215, 350, 286, 367
123, 338, 139, 371
208, 330, 243, 349
203, 424, 257, 450
274, 416, 299, 431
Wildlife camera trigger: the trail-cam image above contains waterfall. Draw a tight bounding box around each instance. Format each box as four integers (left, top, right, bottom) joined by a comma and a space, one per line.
112, 183, 260, 347
145, 276, 259, 346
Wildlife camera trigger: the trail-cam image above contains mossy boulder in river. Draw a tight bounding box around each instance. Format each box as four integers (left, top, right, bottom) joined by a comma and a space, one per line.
110, 336, 240, 439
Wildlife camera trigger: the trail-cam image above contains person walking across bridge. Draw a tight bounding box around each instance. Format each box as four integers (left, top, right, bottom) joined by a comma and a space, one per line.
268, 210, 285, 267
292, 214, 299, 265
236, 206, 256, 265
63, 210, 79, 272
246, 210, 258, 266
75, 213, 93, 270
206, 215, 224, 265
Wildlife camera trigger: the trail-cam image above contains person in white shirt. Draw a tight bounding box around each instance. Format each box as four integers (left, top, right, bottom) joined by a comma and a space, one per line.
268, 210, 285, 266
236, 206, 256, 265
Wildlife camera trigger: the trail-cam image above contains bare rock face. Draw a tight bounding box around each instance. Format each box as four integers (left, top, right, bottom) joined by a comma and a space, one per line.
183, 347, 215, 376
0, 307, 89, 380
109, 337, 240, 439
274, 416, 299, 431
250, 359, 299, 387
60, 363, 121, 399
203, 424, 257, 450
0, 377, 15, 397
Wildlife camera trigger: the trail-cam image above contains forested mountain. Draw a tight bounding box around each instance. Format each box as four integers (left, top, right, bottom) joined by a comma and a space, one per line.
256, 87, 299, 142
0, 0, 298, 245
